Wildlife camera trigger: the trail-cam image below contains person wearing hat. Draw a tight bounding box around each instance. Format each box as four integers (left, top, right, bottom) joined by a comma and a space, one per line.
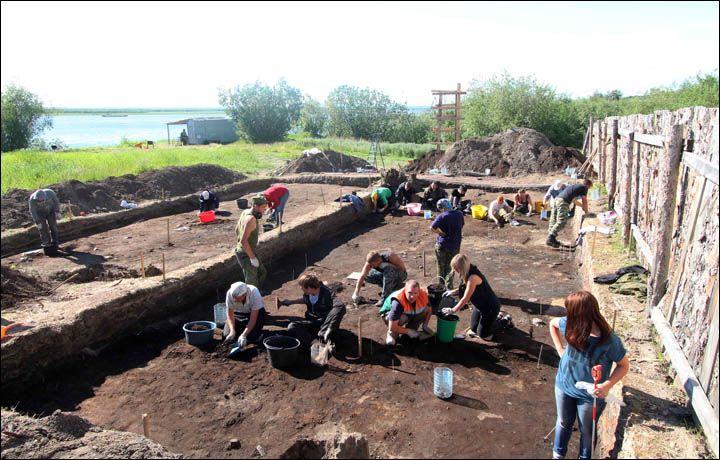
28, 188, 62, 252
430, 198, 464, 289
223, 281, 267, 350
262, 185, 290, 226
370, 187, 393, 213
235, 194, 268, 287
199, 190, 219, 212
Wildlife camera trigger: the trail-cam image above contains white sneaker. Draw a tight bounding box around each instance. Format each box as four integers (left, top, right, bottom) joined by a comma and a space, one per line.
385, 331, 396, 345
510, 219, 520, 226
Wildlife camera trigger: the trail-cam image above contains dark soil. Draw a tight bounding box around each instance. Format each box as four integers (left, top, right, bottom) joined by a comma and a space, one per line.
1, 164, 246, 232
273, 149, 370, 175
1, 265, 52, 311
406, 128, 585, 177
188, 324, 211, 331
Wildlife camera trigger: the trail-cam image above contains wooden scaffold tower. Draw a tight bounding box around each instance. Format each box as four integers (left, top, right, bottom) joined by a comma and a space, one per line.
431, 83, 466, 150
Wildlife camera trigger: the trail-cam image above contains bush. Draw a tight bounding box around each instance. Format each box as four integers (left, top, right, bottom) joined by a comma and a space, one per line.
325, 85, 406, 140
1, 84, 53, 152
299, 98, 327, 138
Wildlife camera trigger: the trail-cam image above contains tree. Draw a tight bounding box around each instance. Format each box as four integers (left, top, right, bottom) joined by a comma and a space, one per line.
218, 79, 302, 143
1, 84, 52, 152
299, 98, 327, 138
325, 86, 406, 140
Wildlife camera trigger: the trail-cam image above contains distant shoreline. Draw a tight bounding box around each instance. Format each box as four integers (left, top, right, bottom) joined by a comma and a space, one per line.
49, 108, 226, 116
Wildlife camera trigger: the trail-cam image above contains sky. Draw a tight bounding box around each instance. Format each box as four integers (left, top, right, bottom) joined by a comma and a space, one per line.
1, 1, 718, 108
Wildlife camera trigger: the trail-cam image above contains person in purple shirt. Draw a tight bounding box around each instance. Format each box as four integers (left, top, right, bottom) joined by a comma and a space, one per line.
430, 199, 464, 289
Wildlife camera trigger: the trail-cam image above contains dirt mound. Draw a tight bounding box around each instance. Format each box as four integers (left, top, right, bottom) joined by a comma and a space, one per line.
273, 149, 370, 175
1, 408, 181, 459
1, 164, 246, 232
1, 265, 49, 311
406, 128, 584, 177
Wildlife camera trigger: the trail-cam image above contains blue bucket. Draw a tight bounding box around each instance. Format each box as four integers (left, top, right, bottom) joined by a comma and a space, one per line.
182, 321, 217, 346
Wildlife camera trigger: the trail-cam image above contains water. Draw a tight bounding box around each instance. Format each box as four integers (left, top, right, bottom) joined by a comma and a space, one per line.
41, 112, 225, 148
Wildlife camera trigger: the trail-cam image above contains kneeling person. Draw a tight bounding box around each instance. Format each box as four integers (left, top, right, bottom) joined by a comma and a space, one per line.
223, 281, 267, 350
379, 280, 434, 345
279, 274, 346, 348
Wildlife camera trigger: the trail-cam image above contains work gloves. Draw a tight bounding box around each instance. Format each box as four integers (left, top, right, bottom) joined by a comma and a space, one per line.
238, 334, 248, 349
441, 307, 455, 316
351, 293, 359, 304
250, 257, 260, 268
406, 329, 420, 339
385, 331, 396, 345
224, 331, 237, 343
442, 290, 454, 297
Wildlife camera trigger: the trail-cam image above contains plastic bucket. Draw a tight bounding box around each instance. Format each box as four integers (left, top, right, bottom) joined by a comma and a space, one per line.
535, 201, 544, 213
42, 245, 58, 256
434, 367, 453, 398
424, 210, 432, 219
407, 203, 422, 216
471, 205, 487, 220
198, 211, 215, 223
427, 283, 445, 308
264, 335, 300, 368
213, 303, 227, 327
436, 314, 459, 343
236, 198, 248, 209
182, 321, 217, 346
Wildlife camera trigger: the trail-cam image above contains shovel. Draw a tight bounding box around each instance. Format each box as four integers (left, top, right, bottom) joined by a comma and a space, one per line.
310, 341, 332, 367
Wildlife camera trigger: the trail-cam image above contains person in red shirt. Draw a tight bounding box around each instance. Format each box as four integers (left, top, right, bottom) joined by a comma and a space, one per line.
263, 185, 290, 226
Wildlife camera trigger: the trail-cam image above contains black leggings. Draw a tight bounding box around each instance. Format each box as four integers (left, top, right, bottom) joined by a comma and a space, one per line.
470, 303, 500, 338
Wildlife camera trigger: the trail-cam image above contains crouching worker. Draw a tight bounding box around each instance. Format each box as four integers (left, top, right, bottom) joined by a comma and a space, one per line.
489, 196, 519, 228
279, 274, 346, 348
352, 249, 408, 307
441, 254, 512, 340
371, 187, 393, 213
223, 281, 267, 350
199, 190, 219, 212
29, 188, 62, 252
379, 280, 434, 345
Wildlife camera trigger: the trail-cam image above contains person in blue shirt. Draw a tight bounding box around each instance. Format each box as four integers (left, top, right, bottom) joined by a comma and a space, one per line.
549, 291, 629, 459
430, 198, 464, 289
199, 190, 220, 212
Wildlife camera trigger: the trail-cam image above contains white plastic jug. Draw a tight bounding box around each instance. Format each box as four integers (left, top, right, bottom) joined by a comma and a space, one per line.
213, 303, 227, 327
434, 367, 453, 399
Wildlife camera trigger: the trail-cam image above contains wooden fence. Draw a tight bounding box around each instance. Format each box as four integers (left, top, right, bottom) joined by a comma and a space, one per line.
585, 106, 718, 453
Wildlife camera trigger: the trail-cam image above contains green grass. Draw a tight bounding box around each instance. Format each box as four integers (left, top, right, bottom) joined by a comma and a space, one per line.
1, 137, 432, 194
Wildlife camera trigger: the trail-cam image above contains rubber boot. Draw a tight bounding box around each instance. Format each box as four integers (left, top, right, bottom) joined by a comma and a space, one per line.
546, 234, 560, 248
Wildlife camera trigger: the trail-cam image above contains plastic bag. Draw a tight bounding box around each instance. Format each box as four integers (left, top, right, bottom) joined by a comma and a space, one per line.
574, 381, 626, 405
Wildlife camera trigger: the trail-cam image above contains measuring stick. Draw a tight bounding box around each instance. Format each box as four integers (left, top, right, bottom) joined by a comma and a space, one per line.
162, 253, 166, 281
140, 251, 146, 278
423, 251, 427, 277
358, 317, 363, 358
320, 187, 326, 205
142, 413, 149, 437
166, 219, 170, 245
536, 343, 544, 369
612, 309, 617, 331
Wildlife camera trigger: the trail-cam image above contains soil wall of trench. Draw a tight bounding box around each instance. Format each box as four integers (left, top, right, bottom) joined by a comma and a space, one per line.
0, 193, 373, 391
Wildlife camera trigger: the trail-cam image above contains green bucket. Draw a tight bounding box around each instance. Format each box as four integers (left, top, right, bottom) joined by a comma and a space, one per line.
436, 314, 459, 343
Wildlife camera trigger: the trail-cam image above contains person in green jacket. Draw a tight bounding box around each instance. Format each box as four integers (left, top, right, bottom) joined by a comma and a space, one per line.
371, 187, 393, 213
235, 194, 268, 288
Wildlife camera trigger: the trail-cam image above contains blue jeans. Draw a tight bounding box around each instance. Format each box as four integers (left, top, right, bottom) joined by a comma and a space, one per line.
271, 190, 290, 226
553, 386, 606, 459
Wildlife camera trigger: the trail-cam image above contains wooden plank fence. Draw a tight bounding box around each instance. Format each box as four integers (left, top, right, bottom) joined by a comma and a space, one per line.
586, 106, 719, 456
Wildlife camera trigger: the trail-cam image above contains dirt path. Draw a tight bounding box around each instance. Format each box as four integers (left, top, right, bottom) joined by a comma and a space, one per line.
5, 190, 583, 458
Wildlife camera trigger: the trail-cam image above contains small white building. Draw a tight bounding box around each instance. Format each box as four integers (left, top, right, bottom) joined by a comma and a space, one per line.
165, 117, 239, 145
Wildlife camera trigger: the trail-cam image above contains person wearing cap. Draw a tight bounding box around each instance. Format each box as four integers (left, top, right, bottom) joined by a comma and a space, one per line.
262, 185, 290, 226
430, 198, 464, 289
278, 274, 346, 349
235, 194, 268, 287
199, 190, 219, 212
422, 181, 447, 210
223, 281, 267, 350
370, 187, 393, 213
28, 188, 62, 251
378, 279, 435, 345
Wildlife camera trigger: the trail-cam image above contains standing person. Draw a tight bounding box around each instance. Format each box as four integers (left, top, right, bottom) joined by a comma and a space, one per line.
547, 179, 592, 248
180, 129, 189, 146
370, 187, 393, 213
352, 249, 408, 307
199, 190, 219, 212
548, 291, 629, 459
395, 181, 417, 206
450, 185, 471, 213
430, 199, 464, 289
263, 185, 290, 226
223, 281, 267, 350
422, 181, 447, 210
279, 274, 346, 348
29, 188, 62, 252
379, 280, 434, 345
235, 194, 268, 288
441, 254, 512, 339
489, 196, 519, 228
513, 189, 534, 216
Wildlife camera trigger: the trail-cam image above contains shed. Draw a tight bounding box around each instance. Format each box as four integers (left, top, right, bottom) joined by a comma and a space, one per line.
165, 117, 239, 145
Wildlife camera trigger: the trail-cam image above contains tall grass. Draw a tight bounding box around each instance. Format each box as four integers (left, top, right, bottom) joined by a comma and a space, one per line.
1, 137, 432, 194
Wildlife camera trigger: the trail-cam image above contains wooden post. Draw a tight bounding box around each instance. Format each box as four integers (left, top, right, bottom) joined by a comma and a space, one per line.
622, 132, 634, 247
320, 187, 326, 205
161, 188, 164, 201
647, 125, 684, 313
591, 228, 598, 255
339, 187, 343, 208
67, 201, 72, 219
612, 309, 617, 331
166, 219, 170, 245
358, 317, 363, 358
162, 253, 166, 281
588, 116, 594, 159
632, 138, 642, 225
596, 120, 602, 178
422, 250, 427, 277
140, 251, 146, 278
455, 83, 462, 143
601, 122, 608, 184
142, 413, 149, 437
608, 119, 619, 208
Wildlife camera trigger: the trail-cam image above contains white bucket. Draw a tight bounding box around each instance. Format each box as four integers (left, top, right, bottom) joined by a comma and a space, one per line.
485, 168, 491, 176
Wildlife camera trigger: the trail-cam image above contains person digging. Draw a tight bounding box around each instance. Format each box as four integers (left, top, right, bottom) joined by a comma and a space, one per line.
546, 179, 592, 248
370, 187, 393, 213
278, 274, 346, 352
379, 279, 435, 345
199, 190, 220, 212
235, 194, 268, 288
489, 196, 519, 228
29, 188, 62, 254
223, 281, 267, 352
352, 249, 408, 307
262, 185, 290, 227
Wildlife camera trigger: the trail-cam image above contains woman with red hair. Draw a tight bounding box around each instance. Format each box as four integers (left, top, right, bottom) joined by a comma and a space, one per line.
549, 291, 629, 459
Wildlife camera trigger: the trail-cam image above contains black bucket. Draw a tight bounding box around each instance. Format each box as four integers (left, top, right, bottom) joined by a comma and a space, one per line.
263, 335, 300, 368
236, 198, 248, 209
427, 283, 444, 308
42, 245, 58, 257
262, 223, 276, 232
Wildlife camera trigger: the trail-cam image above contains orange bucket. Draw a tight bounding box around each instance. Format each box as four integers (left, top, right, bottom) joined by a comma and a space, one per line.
535, 201, 544, 213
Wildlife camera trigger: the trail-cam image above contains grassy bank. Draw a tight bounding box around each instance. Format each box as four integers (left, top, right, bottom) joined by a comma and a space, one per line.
0, 137, 432, 194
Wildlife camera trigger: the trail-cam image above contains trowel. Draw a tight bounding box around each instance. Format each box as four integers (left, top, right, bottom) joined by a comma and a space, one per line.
227, 343, 243, 358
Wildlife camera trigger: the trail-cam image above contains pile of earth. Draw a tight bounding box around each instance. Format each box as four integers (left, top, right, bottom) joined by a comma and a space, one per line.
406, 127, 585, 177
0, 408, 181, 459
1, 265, 49, 311
272, 149, 371, 175
0, 164, 246, 232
